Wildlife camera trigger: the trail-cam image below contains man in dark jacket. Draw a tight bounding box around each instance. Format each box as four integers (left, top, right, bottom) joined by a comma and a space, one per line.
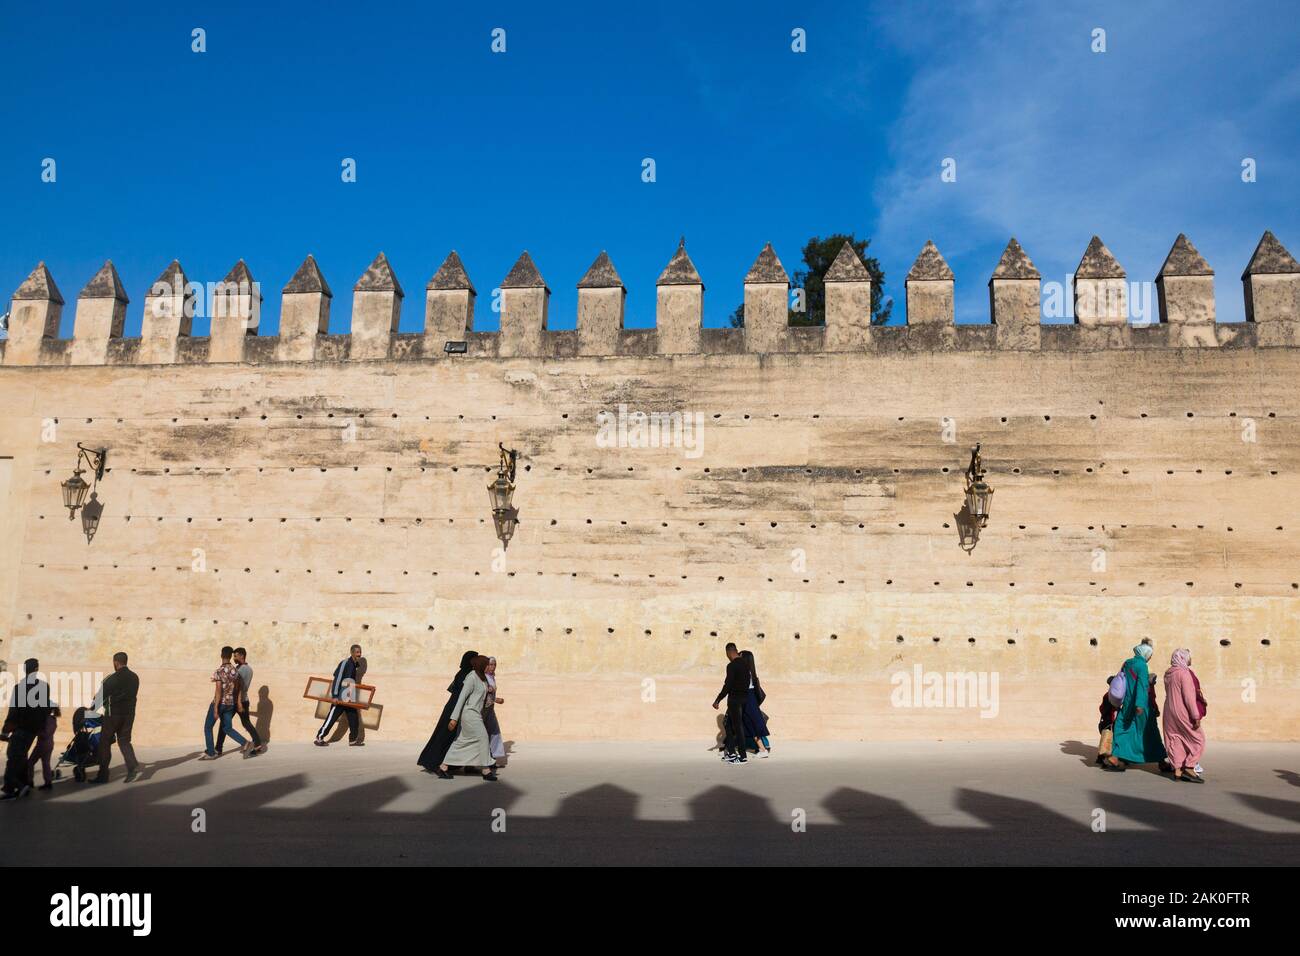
1, 659, 52, 799
712, 643, 750, 764
314, 645, 367, 747
94, 652, 140, 783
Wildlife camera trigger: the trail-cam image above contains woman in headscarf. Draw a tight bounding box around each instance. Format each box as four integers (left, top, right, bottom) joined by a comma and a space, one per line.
738, 650, 772, 757
433, 655, 497, 781
417, 650, 478, 772
1162, 648, 1206, 783
482, 657, 506, 766
1103, 642, 1168, 771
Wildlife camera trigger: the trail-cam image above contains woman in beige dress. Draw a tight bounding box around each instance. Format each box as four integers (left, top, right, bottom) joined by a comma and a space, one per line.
435, 655, 497, 781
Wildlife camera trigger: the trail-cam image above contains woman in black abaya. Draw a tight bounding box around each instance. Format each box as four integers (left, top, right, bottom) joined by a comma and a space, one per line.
418, 650, 478, 772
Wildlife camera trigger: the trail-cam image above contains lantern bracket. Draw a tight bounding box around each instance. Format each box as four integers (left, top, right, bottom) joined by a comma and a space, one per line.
77, 444, 108, 483
497, 443, 517, 483
965, 443, 984, 485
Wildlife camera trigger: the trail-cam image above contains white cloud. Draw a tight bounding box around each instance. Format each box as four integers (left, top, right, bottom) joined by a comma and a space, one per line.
869, 0, 1300, 322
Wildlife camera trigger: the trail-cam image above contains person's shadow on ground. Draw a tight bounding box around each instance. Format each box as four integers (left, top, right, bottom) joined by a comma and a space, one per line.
1059, 739, 1096, 766
253, 686, 274, 743
99, 750, 201, 782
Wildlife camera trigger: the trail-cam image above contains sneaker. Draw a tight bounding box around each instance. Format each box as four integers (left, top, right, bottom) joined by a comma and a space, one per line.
0, 791, 17, 802
759, 750, 771, 758
348, 740, 365, 747
197, 753, 218, 761
17, 784, 32, 797
242, 748, 260, 759
313, 739, 328, 747
124, 771, 141, 783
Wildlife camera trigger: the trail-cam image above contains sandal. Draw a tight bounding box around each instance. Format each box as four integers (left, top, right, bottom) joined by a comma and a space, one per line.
434, 768, 454, 780
1179, 770, 1205, 784
482, 771, 499, 782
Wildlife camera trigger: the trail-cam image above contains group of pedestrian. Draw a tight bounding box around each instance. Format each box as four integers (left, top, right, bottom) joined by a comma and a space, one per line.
713, 643, 772, 764
1, 652, 139, 800
1097, 639, 1208, 782
200, 646, 266, 759
417, 651, 507, 781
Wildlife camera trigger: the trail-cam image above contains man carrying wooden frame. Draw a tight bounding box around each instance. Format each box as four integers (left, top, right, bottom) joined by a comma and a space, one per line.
311, 645, 368, 747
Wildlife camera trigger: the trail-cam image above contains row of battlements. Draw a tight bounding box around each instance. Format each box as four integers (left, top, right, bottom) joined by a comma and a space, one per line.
3, 231, 1299, 368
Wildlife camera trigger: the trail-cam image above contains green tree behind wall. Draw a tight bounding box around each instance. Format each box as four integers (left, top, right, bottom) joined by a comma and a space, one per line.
729, 233, 892, 328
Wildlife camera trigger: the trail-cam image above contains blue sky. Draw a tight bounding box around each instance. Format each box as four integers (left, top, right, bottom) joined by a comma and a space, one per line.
1, 0, 1297, 334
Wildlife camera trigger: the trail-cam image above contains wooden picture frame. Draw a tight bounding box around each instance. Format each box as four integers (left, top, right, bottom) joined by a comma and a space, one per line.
314, 699, 384, 730
303, 676, 376, 710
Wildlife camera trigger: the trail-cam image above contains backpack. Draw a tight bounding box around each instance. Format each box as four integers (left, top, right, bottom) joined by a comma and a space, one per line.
1107, 671, 1127, 709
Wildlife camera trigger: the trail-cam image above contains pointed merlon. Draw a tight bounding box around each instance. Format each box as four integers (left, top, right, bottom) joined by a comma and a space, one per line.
1241, 230, 1299, 279
79, 260, 129, 302
577, 251, 624, 289
222, 261, 257, 287
151, 259, 189, 290
500, 251, 549, 291
744, 242, 789, 284
1075, 236, 1125, 279
427, 251, 476, 294
990, 238, 1040, 280
354, 251, 404, 297
657, 238, 704, 288
824, 241, 870, 282
906, 240, 954, 281
1157, 234, 1213, 277
13, 262, 64, 304
283, 254, 332, 297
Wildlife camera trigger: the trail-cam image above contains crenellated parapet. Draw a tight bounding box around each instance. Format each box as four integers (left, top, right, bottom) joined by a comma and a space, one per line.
4, 231, 1298, 368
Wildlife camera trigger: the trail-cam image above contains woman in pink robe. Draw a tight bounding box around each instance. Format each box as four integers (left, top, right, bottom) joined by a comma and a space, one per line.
1162, 649, 1206, 783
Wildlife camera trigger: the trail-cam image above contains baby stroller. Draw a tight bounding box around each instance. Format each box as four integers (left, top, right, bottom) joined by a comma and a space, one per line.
54, 708, 100, 782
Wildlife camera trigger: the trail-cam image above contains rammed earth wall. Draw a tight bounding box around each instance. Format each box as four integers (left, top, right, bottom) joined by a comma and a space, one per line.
1, 232, 1298, 745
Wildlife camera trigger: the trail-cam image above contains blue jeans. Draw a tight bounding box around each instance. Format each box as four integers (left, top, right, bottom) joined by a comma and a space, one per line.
203, 704, 246, 755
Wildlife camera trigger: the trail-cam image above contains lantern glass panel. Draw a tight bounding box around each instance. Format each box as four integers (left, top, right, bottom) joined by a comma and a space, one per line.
62, 472, 89, 514
487, 476, 514, 512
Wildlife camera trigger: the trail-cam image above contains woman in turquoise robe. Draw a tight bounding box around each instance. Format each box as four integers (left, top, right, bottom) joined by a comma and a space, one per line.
1104, 643, 1168, 769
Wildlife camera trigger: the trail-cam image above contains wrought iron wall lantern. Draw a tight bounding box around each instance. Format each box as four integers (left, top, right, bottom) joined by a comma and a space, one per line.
60, 444, 107, 514
964, 443, 994, 527
61, 444, 109, 544
955, 443, 994, 552
488, 443, 520, 549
